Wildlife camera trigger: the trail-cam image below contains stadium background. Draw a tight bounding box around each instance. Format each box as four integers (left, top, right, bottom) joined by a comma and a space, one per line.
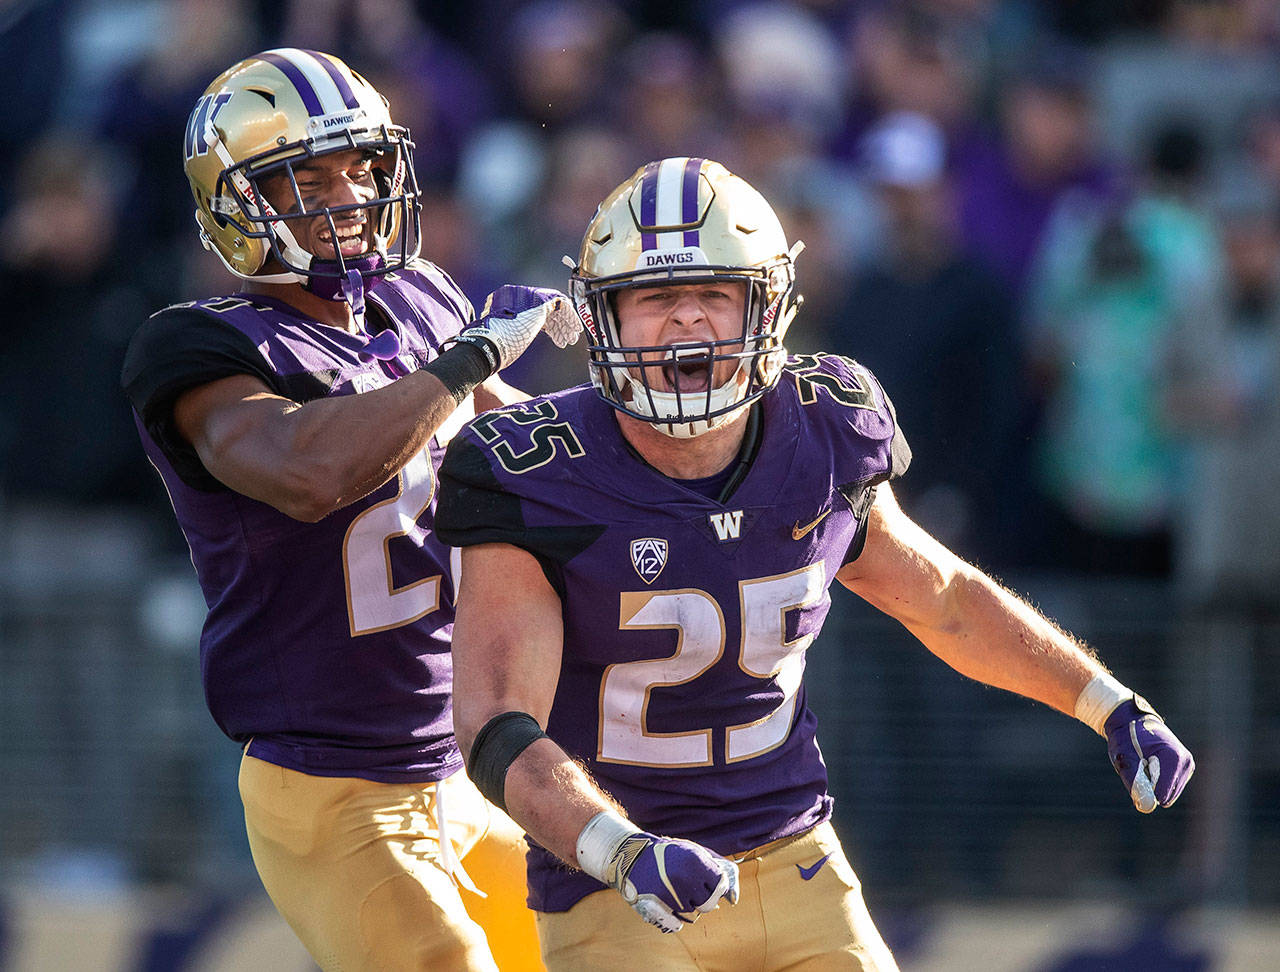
2, 0, 1279, 968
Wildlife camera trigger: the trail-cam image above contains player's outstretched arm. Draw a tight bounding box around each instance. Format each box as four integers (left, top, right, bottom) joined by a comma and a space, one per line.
837, 485, 1194, 812
451, 542, 738, 932
171, 286, 572, 521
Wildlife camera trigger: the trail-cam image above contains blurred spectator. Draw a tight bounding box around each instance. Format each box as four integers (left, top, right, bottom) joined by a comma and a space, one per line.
453, 0, 629, 249
92, 0, 259, 248
955, 46, 1123, 298
498, 126, 634, 395
1091, 1, 1280, 199
1241, 100, 1280, 198
714, 2, 877, 289
0, 136, 164, 507
716, 1, 849, 145
832, 111, 1022, 565
617, 32, 733, 164
846, 1, 983, 134
0, 0, 68, 215
1025, 120, 1225, 575
1173, 178, 1280, 609
1164, 167, 1280, 906
279, 0, 497, 187
498, 0, 627, 130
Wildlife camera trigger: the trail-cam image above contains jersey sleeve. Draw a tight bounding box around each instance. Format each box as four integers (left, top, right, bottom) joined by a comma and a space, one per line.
786, 353, 911, 565
121, 306, 277, 488
436, 428, 603, 597
788, 352, 911, 483
871, 372, 912, 482
409, 258, 476, 331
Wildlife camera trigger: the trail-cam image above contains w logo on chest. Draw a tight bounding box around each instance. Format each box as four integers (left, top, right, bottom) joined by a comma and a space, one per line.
707, 510, 744, 542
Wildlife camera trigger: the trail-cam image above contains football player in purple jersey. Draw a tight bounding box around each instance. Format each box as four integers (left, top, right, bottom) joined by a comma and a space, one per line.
121, 50, 578, 972
435, 158, 1195, 969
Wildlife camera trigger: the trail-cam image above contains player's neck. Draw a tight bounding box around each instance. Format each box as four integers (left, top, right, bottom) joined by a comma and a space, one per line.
243, 279, 357, 332
616, 409, 751, 481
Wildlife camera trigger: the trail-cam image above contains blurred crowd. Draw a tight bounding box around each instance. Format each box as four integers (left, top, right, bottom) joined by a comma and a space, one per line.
5, 0, 1280, 612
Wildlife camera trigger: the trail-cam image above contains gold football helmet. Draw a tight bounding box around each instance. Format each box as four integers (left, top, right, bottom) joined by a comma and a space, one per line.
569, 158, 803, 437
183, 48, 419, 298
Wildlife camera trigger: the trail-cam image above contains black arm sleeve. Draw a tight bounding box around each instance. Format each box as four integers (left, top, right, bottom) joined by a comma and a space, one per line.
121, 308, 278, 489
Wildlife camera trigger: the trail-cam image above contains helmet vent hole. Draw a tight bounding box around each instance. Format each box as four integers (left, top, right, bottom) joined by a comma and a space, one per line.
592, 232, 612, 245
736, 224, 756, 234
247, 87, 276, 107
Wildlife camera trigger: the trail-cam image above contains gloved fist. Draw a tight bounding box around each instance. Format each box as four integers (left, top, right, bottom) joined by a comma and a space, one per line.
604, 832, 740, 933
454, 285, 580, 373
1104, 696, 1195, 813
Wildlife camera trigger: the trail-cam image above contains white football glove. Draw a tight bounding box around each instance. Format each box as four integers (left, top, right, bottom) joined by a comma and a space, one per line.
453, 285, 580, 374
577, 811, 739, 933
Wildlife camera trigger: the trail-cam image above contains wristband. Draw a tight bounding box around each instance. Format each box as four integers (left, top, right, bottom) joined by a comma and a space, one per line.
1074, 672, 1132, 737
423, 341, 494, 406
453, 333, 502, 374
576, 809, 637, 885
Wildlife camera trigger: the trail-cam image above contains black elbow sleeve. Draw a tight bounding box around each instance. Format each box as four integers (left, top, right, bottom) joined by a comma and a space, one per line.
466, 711, 548, 813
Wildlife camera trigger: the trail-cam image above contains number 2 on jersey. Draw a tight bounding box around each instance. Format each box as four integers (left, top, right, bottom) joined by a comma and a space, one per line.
598, 564, 825, 767
342, 447, 441, 636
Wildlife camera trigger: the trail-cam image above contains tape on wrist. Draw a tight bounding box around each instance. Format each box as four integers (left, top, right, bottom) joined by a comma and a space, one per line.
576, 809, 638, 886
1074, 672, 1133, 737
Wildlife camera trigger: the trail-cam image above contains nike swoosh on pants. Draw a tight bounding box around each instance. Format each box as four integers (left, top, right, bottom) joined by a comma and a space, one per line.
796, 854, 831, 881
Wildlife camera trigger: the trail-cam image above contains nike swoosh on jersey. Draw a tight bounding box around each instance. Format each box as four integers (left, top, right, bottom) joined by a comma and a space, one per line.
791, 509, 830, 540
796, 854, 831, 881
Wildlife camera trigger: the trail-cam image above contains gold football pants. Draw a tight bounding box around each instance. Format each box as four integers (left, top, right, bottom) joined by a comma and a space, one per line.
535, 821, 897, 971
239, 752, 543, 971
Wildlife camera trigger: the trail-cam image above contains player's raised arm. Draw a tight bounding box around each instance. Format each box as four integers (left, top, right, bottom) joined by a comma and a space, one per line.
451, 542, 739, 934
154, 285, 573, 522
837, 484, 1194, 813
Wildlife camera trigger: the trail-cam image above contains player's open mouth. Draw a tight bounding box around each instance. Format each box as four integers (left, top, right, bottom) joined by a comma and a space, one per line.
317, 222, 368, 258
662, 347, 713, 393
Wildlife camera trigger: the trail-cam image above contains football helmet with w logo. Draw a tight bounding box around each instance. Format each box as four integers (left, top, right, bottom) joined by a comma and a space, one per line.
183, 49, 420, 299
569, 158, 803, 438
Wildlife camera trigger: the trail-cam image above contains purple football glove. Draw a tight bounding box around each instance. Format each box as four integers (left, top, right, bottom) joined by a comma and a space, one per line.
1104, 697, 1195, 813
453, 285, 579, 373
605, 832, 740, 933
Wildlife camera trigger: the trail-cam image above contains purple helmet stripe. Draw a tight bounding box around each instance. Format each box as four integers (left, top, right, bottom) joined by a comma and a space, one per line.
302, 49, 361, 110
682, 157, 703, 246
258, 51, 324, 117
639, 160, 660, 251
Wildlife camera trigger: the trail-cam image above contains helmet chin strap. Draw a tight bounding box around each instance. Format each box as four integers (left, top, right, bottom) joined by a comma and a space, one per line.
622, 360, 752, 438
328, 260, 403, 363
340, 267, 367, 330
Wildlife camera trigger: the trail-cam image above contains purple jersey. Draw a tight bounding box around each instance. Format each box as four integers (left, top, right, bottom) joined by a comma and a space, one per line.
436, 353, 910, 912
122, 261, 476, 782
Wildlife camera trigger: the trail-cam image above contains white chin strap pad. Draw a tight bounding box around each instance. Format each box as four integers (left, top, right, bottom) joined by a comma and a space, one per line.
622, 362, 750, 438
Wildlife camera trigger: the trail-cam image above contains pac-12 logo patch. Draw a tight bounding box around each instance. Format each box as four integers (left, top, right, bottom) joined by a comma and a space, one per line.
630, 538, 668, 585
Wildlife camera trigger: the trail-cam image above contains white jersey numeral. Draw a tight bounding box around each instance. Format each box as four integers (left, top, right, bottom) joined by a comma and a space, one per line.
597, 564, 825, 767
342, 447, 442, 636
